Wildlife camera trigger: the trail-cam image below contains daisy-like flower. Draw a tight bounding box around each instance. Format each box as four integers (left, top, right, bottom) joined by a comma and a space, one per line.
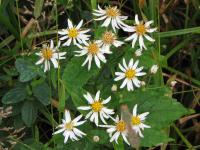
93, 5, 128, 32
114, 58, 146, 91
53, 110, 86, 143
131, 104, 150, 137
75, 41, 110, 70
124, 14, 157, 50
96, 31, 124, 53
35, 40, 66, 72
100, 115, 130, 145
58, 19, 90, 46
78, 91, 114, 126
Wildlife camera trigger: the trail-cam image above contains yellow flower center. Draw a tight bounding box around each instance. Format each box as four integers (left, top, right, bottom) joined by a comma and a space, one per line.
42, 48, 53, 60
132, 116, 141, 125
102, 31, 115, 44
116, 121, 126, 132
88, 43, 99, 55
65, 122, 74, 130
68, 28, 78, 38
136, 24, 146, 35
125, 69, 136, 79
106, 7, 119, 17
91, 101, 103, 112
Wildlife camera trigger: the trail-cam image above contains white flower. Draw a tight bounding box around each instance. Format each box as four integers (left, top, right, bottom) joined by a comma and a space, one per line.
150, 64, 159, 74
35, 40, 66, 72
111, 84, 117, 92
140, 81, 146, 86
53, 110, 86, 143
78, 91, 114, 126
100, 115, 130, 145
58, 19, 90, 46
124, 14, 157, 50
93, 5, 128, 32
131, 104, 150, 137
135, 48, 143, 57
170, 80, 177, 87
93, 135, 100, 142
96, 31, 124, 53
75, 41, 110, 70
114, 58, 146, 91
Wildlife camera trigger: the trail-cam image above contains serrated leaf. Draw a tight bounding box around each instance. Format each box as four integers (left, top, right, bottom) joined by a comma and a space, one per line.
21, 101, 38, 127
2, 85, 27, 104
15, 58, 38, 82
33, 82, 51, 106
34, 0, 44, 19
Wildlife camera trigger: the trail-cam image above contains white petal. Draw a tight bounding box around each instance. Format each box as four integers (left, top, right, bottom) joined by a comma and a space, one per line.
78, 106, 91, 110
135, 14, 140, 25
102, 17, 111, 27
122, 133, 130, 145
132, 60, 139, 70
144, 34, 155, 42
132, 104, 138, 116
85, 111, 93, 119
76, 20, 83, 29
120, 78, 128, 89
102, 96, 111, 104
122, 58, 128, 69
139, 112, 149, 120
35, 58, 44, 65
118, 63, 126, 72
65, 110, 71, 122
95, 91, 100, 101
51, 58, 58, 68
94, 55, 101, 68
84, 92, 94, 104
128, 58, 134, 68
67, 19, 73, 28
53, 128, 65, 135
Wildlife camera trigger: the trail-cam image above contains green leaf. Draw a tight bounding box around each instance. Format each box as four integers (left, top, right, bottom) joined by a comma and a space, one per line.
141, 128, 173, 147
58, 79, 68, 111
2, 85, 27, 104
62, 57, 98, 92
91, 0, 97, 9
34, 0, 44, 19
21, 101, 38, 127
15, 58, 38, 82
33, 82, 51, 106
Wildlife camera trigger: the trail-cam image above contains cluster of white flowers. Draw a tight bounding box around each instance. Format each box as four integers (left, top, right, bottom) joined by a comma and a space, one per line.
33, 4, 159, 146
53, 93, 150, 145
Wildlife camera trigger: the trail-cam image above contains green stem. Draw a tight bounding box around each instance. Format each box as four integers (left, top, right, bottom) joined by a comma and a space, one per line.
172, 124, 193, 149
156, 26, 200, 38
165, 39, 189, 59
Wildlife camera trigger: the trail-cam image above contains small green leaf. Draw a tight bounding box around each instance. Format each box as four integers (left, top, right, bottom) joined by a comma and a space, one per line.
21, 101, 38, 127
34, 0, 44, 19
62, 57, 98, 92
15, 58, 38, 82
2, 85, 27, 104
33, 82, 51, 106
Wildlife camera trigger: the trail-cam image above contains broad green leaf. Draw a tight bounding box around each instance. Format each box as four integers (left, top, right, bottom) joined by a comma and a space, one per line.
33, 82, 51, 106
34, 0, 44, 19
62, 57, 98, 92
21, 100, 38, 127
141, 128, 173, 147
2, 85, 27, 104
15, 58, 38, 82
